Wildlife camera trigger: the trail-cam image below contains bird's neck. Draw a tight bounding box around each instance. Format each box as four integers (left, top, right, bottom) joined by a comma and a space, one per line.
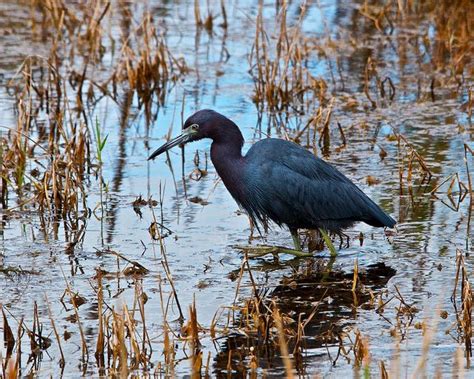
210, 132, 245, 198
209, 122, 244, 162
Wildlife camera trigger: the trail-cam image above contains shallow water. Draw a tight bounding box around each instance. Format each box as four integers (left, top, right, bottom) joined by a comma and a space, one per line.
0, 0, 473, 377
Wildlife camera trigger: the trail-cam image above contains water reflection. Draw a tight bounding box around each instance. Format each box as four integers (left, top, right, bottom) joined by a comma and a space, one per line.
213, 262, 396, 377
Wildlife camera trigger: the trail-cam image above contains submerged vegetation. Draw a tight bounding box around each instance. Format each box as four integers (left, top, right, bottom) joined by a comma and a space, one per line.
0, 0, 473, 377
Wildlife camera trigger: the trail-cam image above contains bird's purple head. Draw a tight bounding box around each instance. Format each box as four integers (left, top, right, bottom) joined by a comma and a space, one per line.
148, 109, 242, 160
182, 109, 222, 140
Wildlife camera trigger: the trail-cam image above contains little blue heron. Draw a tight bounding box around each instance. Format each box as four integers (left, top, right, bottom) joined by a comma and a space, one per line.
148, 110, 396, 251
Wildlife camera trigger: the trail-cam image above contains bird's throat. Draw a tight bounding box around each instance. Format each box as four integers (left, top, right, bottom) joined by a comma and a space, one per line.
210, 141, 245, 200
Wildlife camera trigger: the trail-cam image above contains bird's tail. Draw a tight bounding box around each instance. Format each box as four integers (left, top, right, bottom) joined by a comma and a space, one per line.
365, 208, 396, 228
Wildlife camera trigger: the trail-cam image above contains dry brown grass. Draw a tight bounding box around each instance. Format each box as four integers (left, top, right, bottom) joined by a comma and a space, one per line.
110, 11, 188, 126
249, 2, 328, 121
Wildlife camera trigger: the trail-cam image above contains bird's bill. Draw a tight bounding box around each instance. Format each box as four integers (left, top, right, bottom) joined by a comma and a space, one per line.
148, 125, 197, 160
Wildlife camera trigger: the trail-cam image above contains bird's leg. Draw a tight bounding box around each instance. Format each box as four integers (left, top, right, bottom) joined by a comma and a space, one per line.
290, 228, 302, 251
318, 228, 337, 257
263, 216, 269, 234
344, 232, 350, 248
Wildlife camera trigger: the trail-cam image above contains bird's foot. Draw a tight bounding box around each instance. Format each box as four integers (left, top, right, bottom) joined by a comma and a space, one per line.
233, 245, 313, 258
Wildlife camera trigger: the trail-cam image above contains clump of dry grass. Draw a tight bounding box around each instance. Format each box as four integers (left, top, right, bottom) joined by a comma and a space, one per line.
249, 2, 328, 120
1, 0, 110, 218
359, 0, 473, 81
110, 11, 188, 126
3, 57, 89, 218
207, 258, 399, 376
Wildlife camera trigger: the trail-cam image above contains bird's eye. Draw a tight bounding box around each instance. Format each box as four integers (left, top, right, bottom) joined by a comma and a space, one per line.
190, 124, 199, 131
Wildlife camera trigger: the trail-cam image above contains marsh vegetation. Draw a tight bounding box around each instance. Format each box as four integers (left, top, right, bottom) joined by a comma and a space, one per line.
0, 0, 473, 377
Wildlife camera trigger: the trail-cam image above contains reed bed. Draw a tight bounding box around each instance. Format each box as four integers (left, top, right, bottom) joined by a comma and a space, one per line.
249, 1, 328, 125
0, 1, 187, 221
249, 0, 473, 154
1, 247, 471, 377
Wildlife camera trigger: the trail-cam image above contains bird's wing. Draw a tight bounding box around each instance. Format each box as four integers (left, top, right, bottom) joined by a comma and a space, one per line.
244, 140, 394, 228
246, 138, 351, 182
248, 164, 368, 224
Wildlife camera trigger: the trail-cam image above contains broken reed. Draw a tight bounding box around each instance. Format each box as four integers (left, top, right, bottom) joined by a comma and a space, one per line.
394, 131, 433, 196
1, 302, 53, 378
452, 249, 473, 367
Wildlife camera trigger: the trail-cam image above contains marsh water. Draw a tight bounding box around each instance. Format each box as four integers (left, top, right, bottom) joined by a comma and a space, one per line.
0, 0, 473, 377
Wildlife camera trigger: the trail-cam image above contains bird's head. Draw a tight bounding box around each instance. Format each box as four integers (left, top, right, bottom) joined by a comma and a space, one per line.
148, 109, 239, 160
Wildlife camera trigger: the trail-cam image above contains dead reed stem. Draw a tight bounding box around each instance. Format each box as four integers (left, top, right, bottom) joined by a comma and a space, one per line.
273, 303, 294, 379
44, 294, 65, 368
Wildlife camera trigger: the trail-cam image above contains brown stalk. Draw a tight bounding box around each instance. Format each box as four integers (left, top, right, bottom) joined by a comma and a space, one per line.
44, 294, 65, 368
149, 204, 184, 321
189, 299, 202, 379
111, 308, 128, 377
1, 305, 15, 358
60, 266, 89, 363
194, 0, 203, 26
273, 303, 294, 378
95, 269, 105, 368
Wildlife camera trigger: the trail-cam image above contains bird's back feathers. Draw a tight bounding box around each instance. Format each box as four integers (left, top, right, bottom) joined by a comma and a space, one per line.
240, 138, 396, 232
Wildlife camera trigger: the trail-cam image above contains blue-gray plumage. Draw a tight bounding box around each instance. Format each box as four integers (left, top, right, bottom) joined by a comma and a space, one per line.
148, 109, 396, 250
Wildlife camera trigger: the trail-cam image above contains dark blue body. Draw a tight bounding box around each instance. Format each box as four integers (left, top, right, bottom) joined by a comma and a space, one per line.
236, 139, 395, 232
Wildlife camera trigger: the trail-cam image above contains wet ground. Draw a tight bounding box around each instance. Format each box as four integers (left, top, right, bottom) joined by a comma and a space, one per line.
0, 0, 473, 377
